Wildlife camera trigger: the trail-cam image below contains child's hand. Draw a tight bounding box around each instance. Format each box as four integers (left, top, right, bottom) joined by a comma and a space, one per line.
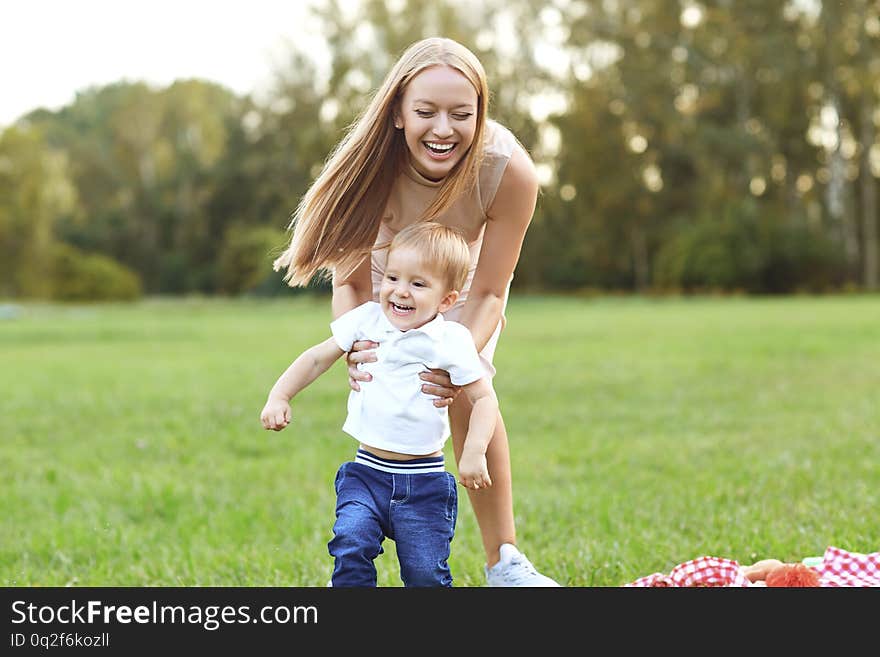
457, 452, 492, 490
260, 398, 291, 431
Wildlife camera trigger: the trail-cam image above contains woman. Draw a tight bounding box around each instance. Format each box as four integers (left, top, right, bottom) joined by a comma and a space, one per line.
274, 36, 558, 586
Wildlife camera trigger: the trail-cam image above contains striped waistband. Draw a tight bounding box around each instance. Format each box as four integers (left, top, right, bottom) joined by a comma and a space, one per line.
355, 448, 446, 474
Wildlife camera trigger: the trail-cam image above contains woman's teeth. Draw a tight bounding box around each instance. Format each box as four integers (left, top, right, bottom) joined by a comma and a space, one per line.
425, 142, 455, 154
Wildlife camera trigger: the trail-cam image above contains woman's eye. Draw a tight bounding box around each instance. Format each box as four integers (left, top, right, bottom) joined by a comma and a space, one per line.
386, 275, 397, 282
415, 110, 433, 117
453, 113, 472, 120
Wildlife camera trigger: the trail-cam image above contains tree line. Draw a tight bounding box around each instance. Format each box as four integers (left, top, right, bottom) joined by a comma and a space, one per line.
1, 0, 878, 300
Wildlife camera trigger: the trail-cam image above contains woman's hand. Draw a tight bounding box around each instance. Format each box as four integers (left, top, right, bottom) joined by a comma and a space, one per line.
347, 342, 460, 407
419, 368, 461, 408
346, 340, 378, 391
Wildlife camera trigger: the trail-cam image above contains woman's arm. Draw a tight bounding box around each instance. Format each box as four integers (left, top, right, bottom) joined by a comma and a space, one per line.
331, 254, 378, 391
331, 255, 374, 319
417, 144, 538, 404
459, 144, 539, 351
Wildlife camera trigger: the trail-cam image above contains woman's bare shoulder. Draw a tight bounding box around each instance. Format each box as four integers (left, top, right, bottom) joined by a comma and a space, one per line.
492, 142, 539, 212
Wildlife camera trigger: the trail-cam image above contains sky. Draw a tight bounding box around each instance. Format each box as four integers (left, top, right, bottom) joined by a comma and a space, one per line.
0, 0, 328, 126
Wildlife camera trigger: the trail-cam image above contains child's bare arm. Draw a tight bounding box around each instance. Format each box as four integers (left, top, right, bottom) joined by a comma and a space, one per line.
260, 337, 345, 431
456, 377, 499, 490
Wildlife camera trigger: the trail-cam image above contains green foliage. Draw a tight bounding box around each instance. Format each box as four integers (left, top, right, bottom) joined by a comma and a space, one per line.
49, 243, 143, 301
760, 220, 849, 293
216, 224, 290, 295
27, 80, 245, 295
654, 209, 764, 292
3, 0, 878, 297
654, 204, 848, 294
0, 125, 77, 298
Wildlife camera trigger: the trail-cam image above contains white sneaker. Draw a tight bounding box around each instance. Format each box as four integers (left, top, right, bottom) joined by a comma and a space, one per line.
484, 543, 561, 587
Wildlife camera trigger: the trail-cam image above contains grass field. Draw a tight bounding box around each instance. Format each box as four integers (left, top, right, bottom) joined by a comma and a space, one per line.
1, 294, 878, 587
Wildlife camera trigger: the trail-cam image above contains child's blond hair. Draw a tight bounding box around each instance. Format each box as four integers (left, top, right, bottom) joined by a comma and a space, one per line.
388, 222, 470, 292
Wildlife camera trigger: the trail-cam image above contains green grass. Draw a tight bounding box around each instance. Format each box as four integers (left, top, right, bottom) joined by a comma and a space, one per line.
1, 294, 878, 587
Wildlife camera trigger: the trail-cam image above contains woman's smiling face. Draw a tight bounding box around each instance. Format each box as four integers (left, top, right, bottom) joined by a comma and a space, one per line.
396, 65, 478, 182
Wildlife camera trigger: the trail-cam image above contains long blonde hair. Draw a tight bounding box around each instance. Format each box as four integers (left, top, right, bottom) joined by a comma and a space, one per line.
273, 37, 490, 287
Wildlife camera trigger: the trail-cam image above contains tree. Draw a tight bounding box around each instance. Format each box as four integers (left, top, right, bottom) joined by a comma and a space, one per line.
0, 124, 76, 297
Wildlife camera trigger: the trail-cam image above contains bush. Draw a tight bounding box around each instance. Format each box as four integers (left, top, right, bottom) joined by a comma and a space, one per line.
653, 213, 762, 292
653, 207, 847, 294
50, 243, 143, 301
759, 222, 847, 293
217, 224, 291, 295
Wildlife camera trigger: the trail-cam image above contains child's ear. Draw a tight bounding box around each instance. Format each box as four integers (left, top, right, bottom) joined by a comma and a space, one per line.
438, 290, 460, 313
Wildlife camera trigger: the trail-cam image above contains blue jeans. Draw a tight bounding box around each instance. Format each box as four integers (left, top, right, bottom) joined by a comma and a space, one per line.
328, 461, 458, 587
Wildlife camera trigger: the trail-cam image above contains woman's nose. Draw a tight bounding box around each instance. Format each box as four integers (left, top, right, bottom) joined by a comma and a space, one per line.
433, 114, 453, 138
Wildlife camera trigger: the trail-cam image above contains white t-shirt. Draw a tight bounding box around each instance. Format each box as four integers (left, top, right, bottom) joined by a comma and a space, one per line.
330, 301, 485, 455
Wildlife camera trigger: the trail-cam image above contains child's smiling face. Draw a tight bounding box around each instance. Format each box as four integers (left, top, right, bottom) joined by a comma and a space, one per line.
379, 245, 459, 331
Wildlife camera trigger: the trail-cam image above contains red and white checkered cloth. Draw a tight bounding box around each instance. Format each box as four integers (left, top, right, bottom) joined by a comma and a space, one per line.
627, 555, 750, 587
816, 546, 880, 587
626, 546, 880, 587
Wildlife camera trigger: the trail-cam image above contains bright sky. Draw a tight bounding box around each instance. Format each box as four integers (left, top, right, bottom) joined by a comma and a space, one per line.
0, 0, 328, 126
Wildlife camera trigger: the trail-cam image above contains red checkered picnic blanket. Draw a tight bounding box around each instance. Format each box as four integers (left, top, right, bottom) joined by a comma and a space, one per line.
626, 546, 880, 587
627, 555, 750, 587
817, 545, 880, 587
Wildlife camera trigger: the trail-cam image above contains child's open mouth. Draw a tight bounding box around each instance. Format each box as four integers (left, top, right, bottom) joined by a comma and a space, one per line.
423, 141, 457, 159
390, 302, 414, 316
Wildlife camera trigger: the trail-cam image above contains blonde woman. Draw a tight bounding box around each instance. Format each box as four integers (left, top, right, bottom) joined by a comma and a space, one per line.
274, 37, 559, 586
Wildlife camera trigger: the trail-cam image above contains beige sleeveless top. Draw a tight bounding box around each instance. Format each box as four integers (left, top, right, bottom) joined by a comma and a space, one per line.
370, 119, 517, 316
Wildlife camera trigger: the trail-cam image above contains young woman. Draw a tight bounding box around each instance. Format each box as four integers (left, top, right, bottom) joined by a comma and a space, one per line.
274, 36, 558, 586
